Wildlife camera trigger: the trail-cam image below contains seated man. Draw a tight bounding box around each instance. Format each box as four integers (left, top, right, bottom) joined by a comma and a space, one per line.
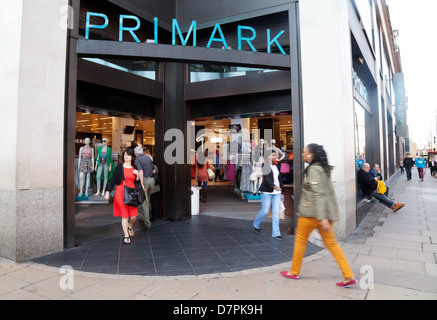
369, 164, 389, 197
357, 163, 405, 212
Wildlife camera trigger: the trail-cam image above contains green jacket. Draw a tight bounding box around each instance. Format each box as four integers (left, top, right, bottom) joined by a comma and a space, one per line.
297, 163, 339, 222
95, 146, 114, 183
96, 146, 113, 168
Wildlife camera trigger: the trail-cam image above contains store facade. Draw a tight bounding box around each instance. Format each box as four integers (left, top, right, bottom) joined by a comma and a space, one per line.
1, 0, 403, 261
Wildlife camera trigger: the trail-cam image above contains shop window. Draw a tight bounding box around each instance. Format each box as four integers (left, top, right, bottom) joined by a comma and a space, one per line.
354, 99, 367, 170
81, 57, 157, 80
189, 64, 279, 83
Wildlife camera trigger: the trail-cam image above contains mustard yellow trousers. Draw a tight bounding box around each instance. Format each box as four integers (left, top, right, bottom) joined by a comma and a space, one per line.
290, 217, 354, 279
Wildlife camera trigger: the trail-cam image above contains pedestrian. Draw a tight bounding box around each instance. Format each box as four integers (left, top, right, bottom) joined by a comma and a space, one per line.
357, 163, 405, 212
104, 149, 140, 245
150, 163, 160, 221
253, 148, 283, 240
415, 155, 426, 181
429, 157, 437, 178
369, 164, 389, 196
134, 146, 155, 230
356, 155, 364, 170
280, 144, 356, 287
214, 146, 223, 182
196, 151, 210, 202
403, 153, 414, 181
399, 160, 404, 174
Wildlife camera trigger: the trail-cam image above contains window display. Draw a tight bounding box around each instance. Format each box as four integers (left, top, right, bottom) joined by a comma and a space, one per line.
75, 109, 155, 202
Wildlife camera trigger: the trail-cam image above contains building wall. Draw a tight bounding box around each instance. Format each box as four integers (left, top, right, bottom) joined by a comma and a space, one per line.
0, 0, 68, 261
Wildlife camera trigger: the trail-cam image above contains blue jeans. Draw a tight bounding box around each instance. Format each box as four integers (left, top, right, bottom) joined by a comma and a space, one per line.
253, 192, 281, 237
197, 180, 208, 189
370, 190, 395, 208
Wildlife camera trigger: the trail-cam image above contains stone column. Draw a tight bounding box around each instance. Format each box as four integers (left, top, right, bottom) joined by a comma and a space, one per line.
0, 0, 69, 261
299, 0, 356, 240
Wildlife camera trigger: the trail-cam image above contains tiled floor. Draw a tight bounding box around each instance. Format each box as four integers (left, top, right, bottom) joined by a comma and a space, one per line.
31, 215, 322, 276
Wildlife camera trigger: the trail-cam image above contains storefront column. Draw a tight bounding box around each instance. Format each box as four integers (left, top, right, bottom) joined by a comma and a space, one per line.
0, 0, 69, 261
299, 0, 356, 240
154, 62, 192, 221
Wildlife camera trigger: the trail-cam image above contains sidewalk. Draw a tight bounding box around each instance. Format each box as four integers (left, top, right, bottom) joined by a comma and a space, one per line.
0, 169, 436, 300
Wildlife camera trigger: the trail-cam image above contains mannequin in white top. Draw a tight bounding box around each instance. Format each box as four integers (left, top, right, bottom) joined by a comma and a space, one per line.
78, 138, 94, 197
250, 140, 265, 195
270, 139, 285, 161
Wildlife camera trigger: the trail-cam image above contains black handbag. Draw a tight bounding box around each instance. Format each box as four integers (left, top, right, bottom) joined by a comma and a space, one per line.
122, 167, 145, 207
136, 180, 146, 204
123, 183, 139, 207
153, 165, 160, 185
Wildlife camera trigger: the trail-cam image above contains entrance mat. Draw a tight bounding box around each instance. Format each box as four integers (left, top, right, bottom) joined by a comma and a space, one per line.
75, 218, 171, 246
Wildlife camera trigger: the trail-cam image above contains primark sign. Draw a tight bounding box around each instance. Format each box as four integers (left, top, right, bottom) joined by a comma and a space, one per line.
85, 12, 287, 55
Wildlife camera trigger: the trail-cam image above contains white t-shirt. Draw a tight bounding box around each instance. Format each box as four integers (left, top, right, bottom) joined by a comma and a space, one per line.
264, 165, 281, 194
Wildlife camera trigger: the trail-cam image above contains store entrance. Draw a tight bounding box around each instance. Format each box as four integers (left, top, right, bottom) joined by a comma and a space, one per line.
74, 106, 160, 244
191, 113, 294, 223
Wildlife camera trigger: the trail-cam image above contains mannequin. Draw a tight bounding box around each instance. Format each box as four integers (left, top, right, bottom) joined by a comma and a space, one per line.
94, 138, 113, 196
78, 138, 94, 197
251, 140, 265, 195
271, 139, 286, 162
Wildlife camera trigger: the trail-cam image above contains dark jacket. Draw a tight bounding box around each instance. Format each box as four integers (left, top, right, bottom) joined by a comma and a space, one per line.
403, 157, 414, 169
258, 163, 283, 193
357, 168, 377, 195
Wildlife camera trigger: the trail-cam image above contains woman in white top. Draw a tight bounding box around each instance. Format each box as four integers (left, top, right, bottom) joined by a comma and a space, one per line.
253, 149, 283, 239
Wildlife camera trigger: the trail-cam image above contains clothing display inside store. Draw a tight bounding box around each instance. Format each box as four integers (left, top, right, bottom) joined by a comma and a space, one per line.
74, 110, 155, 202
191, 116, 293, 205
77, 138, 94, 197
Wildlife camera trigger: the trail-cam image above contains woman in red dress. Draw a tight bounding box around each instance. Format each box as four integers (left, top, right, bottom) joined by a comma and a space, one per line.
195, 151, 210, 203
104, 149, 139, 244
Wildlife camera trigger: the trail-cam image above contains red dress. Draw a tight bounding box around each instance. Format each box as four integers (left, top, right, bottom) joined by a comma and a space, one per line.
113, 166, 138, 219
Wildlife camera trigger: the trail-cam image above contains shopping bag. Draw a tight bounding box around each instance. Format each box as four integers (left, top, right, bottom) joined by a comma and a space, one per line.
207, 168, 215, 180
279, 201, 285, 220
376, 180, 386, 194
308, 229, 325, 248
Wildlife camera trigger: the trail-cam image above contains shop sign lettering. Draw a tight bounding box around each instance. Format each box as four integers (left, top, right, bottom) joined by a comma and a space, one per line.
85, 12, 286, 55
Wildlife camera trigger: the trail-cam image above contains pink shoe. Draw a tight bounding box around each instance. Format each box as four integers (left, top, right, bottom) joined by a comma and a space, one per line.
280, 271, 299, 280
336, 279, 357, 288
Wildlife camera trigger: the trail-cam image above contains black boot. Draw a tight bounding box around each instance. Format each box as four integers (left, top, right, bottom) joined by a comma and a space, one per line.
203, 188, 208, 203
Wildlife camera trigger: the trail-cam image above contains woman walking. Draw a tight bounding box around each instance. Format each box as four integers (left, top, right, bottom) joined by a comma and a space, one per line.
196, 151, 211, 202
104, 149, 140, 245
280, 144, 357, 287
253, 149, 283, 240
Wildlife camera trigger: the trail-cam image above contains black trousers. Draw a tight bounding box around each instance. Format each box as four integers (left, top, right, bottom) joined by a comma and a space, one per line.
405, 167, 412, 180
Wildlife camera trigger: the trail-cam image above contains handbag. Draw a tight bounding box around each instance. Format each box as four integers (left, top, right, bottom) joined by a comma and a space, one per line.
123, 183, 139, 207
122, 168, 145, 207
153, 165, 160, 185
136, 180, 145, 205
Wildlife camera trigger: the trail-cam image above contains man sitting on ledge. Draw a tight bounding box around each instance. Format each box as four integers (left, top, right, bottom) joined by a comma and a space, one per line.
357, 163, 405, 212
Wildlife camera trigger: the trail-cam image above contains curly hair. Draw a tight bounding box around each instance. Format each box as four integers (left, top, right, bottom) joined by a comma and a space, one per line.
306, 143, 333, 175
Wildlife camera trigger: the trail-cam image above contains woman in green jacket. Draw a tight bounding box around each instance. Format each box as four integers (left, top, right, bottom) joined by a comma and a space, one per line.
280, 144, 357, 288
